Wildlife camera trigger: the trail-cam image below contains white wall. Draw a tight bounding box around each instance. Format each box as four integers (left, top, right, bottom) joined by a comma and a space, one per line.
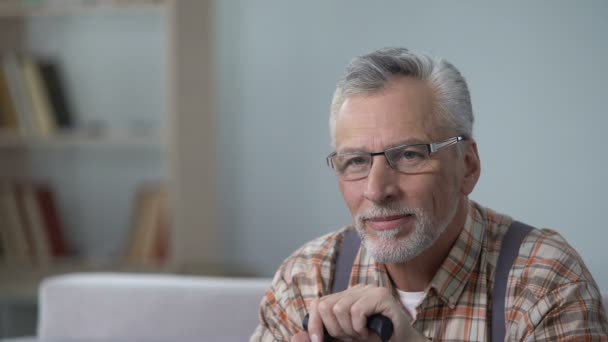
214, 0, 608, 291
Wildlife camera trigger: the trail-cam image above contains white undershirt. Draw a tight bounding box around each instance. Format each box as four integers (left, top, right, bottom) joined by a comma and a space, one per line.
397, 289, 425, 320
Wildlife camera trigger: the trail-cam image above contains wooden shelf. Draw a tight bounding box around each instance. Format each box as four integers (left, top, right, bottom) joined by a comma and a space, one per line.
0, 129, 166, 148
0, 0, 166, 18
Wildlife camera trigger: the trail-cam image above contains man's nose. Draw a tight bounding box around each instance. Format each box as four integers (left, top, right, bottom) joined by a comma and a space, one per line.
363, 155, 400, 204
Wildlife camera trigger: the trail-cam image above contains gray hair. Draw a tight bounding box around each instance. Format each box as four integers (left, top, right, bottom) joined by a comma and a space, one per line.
329, 47, 474, 147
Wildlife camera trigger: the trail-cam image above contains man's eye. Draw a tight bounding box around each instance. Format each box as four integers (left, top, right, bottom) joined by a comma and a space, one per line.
336, 155, 369, 172
347, 156, 368, 166
401, 150, 423, 160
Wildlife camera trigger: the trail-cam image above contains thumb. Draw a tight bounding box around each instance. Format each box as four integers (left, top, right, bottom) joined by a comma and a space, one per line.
291, 331, 312, 342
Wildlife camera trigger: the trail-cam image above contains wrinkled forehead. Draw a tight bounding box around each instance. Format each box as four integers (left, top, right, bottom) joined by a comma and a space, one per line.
333, 78, 441, 151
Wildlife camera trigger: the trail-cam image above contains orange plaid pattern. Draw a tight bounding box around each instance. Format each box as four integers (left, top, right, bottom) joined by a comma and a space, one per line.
251, 201, 608, 341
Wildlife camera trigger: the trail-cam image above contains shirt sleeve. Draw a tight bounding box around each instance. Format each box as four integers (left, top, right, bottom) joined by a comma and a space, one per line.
519, 281, 608, 341
506, 228, 608, 341
249, 266, 310, 341
250, 262, 318, 342
249, 231, 342, 341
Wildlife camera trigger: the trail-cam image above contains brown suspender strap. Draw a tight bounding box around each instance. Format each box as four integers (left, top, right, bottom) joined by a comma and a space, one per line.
331, 228, 361, 294
491, 220, 533, 341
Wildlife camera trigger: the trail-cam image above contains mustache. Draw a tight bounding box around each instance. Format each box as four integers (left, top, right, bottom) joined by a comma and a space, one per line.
355, 205, 422, 222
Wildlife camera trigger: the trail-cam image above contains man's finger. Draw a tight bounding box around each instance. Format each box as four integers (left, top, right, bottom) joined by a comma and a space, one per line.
291, 331, 311, 342
331, 296, 357, 338
332, 289, 373, 339
307, 299, 325, 342
317, 295, 344, 338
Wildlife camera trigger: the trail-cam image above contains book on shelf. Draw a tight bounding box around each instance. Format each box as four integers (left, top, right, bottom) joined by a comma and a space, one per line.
38, 61, 73, 130
2, 53, 37, 136
0, 64, 19, 130
0, 181, 68, 265
22, 56, 58, 136
0, 53, 73, 136
36, 184, 68, 257
0, 182, 31, 264
126, 184, 171, 265
15, 183, 53, 265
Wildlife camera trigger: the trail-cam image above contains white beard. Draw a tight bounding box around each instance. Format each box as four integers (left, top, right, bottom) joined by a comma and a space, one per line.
354, 198, 460, 264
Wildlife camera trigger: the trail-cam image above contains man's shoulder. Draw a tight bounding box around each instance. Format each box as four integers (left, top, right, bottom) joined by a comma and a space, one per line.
474, 202, 592, 284
516, 227, 595, 287
274, 226, 353, 286
474, 201, 597, 290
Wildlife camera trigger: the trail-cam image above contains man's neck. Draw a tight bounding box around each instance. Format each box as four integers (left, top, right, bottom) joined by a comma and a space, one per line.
385, 199, 469, 292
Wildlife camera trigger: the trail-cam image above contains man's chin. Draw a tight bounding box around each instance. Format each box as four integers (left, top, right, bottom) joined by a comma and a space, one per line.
364, 223, 414, 241
362, 236, 413, 264
362, 230, 408, 250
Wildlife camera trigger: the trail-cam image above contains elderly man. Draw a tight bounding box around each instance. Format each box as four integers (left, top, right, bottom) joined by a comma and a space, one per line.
251, 48, 608, 341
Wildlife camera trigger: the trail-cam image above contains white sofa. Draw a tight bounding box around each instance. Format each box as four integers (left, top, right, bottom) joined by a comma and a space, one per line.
7, 273, 272, 342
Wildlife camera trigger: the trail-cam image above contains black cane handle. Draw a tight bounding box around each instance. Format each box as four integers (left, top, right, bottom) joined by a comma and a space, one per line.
302, 313, 393, 342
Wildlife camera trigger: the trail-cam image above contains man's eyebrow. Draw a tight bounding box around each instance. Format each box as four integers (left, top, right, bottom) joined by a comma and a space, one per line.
336, 147, 366, 154
385, 138, 427, 149
337, 138, 427, 154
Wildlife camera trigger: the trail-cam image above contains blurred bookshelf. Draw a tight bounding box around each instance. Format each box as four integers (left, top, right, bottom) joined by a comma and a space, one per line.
0, 129, 166, 148
0, 0, 218, 336
0, 0, 165, 18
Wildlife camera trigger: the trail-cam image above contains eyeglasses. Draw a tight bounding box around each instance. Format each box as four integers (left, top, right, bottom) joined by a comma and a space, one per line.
326, 135, 468, 181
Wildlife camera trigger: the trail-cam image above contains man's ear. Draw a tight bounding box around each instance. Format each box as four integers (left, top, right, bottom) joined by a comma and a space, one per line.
461, 140, 481, 195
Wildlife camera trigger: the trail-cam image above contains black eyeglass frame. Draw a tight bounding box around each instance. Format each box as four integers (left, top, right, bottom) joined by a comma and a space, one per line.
326, 135, 468, 180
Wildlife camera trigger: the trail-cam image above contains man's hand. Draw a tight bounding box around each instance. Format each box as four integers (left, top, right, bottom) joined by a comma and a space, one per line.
292, 284, 428, 341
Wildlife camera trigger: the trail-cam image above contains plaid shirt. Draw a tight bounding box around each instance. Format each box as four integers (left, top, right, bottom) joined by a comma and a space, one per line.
251, 200, 608, 341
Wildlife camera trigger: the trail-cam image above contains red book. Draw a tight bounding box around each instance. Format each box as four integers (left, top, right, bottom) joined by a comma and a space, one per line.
35, 185, 67, 257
